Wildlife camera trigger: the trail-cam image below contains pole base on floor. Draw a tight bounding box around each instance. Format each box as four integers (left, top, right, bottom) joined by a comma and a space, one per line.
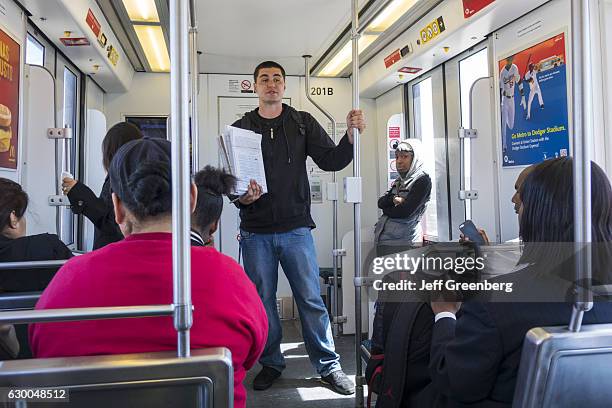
355, 384, 365, 407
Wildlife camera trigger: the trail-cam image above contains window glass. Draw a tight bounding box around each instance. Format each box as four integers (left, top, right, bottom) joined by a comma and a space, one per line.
26, 34, 44, 66
63, 67, 78, 174
412, 77, 438, 238
125, 116, 168, 139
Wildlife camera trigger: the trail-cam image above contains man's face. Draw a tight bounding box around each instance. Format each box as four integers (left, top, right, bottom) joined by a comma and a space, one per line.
395, 151, 413, 173
505, 56, 514, 69
511, 167, 534, 215
254, 67, 285, 104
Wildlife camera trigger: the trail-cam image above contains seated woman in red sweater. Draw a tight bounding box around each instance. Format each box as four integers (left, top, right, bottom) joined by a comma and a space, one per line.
29, 138, 268, 408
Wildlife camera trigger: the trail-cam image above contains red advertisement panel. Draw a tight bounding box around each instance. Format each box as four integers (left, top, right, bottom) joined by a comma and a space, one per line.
463, 0, 495, 19
0, 28, 20, 170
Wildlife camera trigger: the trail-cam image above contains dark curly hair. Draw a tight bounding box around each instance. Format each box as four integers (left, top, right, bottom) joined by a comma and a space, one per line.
193, 166, 236, 234
0, 178, 28, 234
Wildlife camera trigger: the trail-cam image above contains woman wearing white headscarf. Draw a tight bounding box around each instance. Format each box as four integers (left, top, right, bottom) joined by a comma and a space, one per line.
374, 141, 431, 256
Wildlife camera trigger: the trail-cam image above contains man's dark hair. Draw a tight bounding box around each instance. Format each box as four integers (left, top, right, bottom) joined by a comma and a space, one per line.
0, 178, 28, 234
193, 166, 236, 235
102, 122, 144, 172
253, 61, 286, 82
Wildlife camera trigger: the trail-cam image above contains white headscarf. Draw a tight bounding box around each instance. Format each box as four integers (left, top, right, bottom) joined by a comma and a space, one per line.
395, 140, 426, 190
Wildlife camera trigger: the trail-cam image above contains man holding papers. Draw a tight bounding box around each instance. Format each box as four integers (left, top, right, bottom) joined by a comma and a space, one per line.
234, 61, 365, 394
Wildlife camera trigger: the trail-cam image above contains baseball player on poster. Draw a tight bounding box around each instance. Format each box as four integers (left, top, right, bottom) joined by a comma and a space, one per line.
499, 55, 525, 152
524, 62, 545, 120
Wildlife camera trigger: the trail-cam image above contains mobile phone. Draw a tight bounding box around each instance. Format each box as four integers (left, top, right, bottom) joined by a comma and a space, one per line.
459, 220, 485, 244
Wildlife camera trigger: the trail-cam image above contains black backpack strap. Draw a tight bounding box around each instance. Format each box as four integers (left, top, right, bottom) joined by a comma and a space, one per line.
290, 109, 307, 137
239, 114, 254, 130
376, 302, 426, 408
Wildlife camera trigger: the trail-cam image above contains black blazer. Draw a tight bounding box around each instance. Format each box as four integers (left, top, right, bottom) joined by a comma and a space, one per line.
428, 300, 612, 407
0, 233, 72, 292
67, 177, 123, 249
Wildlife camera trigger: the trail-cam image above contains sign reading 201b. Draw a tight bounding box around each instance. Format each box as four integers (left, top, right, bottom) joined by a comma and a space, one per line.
310, 87, 334, 96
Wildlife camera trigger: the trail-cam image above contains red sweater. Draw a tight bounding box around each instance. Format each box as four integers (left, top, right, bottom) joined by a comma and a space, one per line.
29, 233, 267, 408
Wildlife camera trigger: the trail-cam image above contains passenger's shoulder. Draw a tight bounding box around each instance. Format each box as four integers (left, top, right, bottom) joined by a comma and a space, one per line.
192, 247, 242, 270
418, 173, 432, 186
26, 233, 62, 244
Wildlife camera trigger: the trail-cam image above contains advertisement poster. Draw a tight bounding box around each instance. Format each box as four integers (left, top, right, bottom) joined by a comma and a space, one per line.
0, 28, 20, 170
386, 114, 404, 188
498, 33, 569, 167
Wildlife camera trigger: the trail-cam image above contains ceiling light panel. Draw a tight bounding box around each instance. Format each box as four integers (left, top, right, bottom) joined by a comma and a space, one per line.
122, 0, 160, 23
134, 25, 170, 72
367, 0, 420, 32
319, 34, 378, 77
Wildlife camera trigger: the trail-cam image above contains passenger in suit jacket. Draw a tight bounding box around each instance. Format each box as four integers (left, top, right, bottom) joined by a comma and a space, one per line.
429, 158, 612, 407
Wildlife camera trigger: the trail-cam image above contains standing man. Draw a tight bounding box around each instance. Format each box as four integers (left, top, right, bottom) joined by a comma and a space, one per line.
524, 63, 544, 120
233, 61, 365, 394
499, 55, 525, 152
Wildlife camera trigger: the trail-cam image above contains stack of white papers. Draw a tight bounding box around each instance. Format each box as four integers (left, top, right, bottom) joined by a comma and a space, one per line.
219, 125, 268, 195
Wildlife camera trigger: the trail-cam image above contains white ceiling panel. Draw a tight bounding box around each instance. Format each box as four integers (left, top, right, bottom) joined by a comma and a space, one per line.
195, 0, 368, 75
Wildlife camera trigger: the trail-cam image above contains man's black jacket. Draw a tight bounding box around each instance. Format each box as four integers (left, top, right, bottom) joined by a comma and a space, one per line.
232, 104, 353, 233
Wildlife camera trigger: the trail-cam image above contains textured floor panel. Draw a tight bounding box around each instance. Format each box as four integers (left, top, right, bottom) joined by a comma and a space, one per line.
246, 320, 359, 408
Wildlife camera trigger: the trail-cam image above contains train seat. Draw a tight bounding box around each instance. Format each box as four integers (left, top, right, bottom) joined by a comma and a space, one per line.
513, 323, 612, 407
0, 348, 233, 407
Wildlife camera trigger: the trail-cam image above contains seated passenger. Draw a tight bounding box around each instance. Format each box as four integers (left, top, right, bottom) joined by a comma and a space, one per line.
0, 178, 72, 291
191, 165, 236, 247
30, 138, 268, 408
375, 141, 431, 256
62, 122, 143, 249
429, 157, 612, 407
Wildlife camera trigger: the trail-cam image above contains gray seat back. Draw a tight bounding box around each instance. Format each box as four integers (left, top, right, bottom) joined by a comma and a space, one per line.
513, 323, 612, 407
0, 348, 233, 407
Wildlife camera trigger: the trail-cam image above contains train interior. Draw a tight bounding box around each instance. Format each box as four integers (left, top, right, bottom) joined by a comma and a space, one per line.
0, 0, 611, 406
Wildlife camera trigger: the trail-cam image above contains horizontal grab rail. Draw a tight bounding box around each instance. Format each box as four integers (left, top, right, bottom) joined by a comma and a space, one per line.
0, 260, 68, 270
0, 305, 175, 324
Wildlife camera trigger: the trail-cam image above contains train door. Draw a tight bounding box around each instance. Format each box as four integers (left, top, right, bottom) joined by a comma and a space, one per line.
444, 45, 493, 239
54, 55, 81, 246
406, 66, 449, 241
405, 44, 491, 243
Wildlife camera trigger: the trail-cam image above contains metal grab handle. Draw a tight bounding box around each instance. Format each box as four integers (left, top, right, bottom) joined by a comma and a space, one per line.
0, 305, 175, 325
302, 55, 342, 336
0, 260, 68, 270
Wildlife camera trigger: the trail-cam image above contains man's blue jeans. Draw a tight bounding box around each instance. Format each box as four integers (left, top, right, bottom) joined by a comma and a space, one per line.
240, 227, 341, 376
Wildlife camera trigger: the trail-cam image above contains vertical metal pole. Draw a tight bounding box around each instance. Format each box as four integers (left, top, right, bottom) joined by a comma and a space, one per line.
569, 0, 593, 332
303, 55, 341, 336
351, 0, 364, 405
54, 140, 62, 237
170, 0, 193, 357
189, 0, 199, 175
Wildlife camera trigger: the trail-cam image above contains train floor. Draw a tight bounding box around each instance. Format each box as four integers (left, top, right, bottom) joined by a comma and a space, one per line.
246, 319, 360, 408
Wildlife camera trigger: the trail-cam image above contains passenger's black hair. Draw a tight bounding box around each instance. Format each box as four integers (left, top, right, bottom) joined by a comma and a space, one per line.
0, 178, 28, 234
518, 157, 612, 274
253, 61, 286, 82
102, 122, 144, 172
193, 166, 236, 237
126, 161, 172, 219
